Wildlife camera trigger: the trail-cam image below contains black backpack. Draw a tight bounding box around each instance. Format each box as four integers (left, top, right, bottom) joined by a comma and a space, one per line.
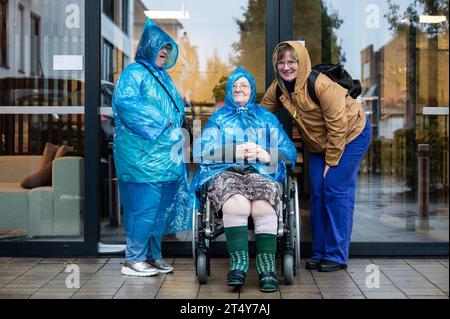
276, 64, 362, 107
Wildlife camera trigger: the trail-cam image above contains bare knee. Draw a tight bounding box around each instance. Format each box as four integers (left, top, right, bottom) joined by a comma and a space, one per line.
251, 200, 275, 217
251, 200, 277, 235
222, 194, 251, 216
222, 194, 251, 228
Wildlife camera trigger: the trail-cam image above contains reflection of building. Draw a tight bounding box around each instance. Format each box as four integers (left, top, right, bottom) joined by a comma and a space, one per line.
102, 0, 144, 83
361, 24, 449, 189
360, 45, 381, 139
0, 0, 84, 80
0, 0, 150, 84
153, 19, 183, 41
361, 34, 408, 140
0, 0, 448, 257
0, 0, 87, 155
102, 1, 197, 85
102, 0, 191, 84
361, 25, 449, 140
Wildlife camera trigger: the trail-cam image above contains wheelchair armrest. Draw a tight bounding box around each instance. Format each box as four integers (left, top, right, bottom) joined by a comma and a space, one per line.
195, 183, 210, 200
283, 160, 296, 176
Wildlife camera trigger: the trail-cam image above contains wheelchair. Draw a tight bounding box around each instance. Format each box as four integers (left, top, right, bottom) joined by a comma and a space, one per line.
192, 167, 301, 285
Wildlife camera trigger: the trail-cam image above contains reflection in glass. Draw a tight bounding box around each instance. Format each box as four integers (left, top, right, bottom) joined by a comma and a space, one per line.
99, 0, 266, 244
294, 0, 448, 243
0, 0, 85, 241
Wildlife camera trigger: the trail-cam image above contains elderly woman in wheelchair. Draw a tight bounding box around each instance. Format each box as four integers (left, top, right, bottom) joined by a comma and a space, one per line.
191, 67, 297, 292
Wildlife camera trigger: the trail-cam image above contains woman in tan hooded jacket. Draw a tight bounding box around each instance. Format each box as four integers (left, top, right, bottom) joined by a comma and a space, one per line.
261, 41, 371, 272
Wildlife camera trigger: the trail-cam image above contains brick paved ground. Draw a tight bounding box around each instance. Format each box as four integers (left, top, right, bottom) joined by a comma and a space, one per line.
0, 257, 448, 299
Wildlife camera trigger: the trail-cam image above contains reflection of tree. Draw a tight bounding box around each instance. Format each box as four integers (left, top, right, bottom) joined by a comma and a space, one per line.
293, 0, 345, 65
171, 32, 230, 104
169, 31, 201, 103
198, 51, 230, 103
230, 0, 265, 94
385, 0, 449, 110
212, 76, 228, 104
386, 0, 448, 35
230, 0, 346, 94
320, 2, 346, 65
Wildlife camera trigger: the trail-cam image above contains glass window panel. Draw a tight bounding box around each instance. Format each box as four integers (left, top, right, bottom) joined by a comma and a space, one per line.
0, 0, 85, 241
293, 0, 449, 243
99, 0, 266, 246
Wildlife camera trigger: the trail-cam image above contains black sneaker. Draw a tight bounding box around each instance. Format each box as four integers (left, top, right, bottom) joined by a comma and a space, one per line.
317, 260, 347, 272
305, 259, 321, 270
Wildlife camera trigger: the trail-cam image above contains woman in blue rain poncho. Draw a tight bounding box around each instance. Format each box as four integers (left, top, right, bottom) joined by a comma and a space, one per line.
112, 18, 191, 277
191, 67, 297, 292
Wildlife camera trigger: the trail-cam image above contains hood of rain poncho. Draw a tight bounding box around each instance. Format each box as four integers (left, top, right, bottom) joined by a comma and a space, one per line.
191, 67, 297, 193
112, 17, 190, 235
135, 18, 178, 70
272, 40, 311, 97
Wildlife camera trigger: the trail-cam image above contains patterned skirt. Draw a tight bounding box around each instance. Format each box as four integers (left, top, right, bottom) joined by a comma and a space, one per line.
207, 170, 283, 212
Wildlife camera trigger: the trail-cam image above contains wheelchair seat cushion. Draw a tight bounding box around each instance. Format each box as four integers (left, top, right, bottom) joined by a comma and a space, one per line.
258, 271, 279, 292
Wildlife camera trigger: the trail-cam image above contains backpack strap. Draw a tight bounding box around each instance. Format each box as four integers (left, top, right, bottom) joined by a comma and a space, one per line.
307, 70, 321, 107
275, 84, 282, 104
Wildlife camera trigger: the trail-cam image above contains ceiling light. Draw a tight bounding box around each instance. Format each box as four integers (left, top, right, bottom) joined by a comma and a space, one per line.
419, 15, 447, 24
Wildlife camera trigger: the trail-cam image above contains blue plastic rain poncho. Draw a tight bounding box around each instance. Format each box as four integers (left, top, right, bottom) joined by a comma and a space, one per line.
112, 18, 191, 234
191, 67, 297, 192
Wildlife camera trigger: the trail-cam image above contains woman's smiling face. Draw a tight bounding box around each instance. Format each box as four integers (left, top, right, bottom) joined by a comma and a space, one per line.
232, 77, 252, 107
277, 51, 298, 82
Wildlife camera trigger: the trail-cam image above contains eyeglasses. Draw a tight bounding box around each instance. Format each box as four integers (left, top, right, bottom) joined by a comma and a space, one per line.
277, 60, 298, 68
233, 83, 251, 91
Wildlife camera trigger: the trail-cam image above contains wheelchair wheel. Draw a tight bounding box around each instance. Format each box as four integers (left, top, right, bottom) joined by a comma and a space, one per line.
192, 206, 199, 262
283, 254, 294, 285
196, 253, 208, 284
293, 178, 301, 270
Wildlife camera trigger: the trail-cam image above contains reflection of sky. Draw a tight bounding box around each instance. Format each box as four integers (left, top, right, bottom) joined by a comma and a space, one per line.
326, 0, 423, 79
142, 0, 425, 79
143, 0, 249, 71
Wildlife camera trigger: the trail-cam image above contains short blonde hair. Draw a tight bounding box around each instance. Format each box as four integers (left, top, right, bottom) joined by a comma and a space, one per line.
275, 43, 298, 64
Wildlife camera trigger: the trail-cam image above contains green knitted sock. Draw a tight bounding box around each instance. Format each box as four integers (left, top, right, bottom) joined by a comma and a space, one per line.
255, 234, 277, 290
225, 226, 249, 273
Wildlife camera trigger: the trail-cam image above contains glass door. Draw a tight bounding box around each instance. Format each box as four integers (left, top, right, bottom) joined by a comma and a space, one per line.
291, 0, 449, 248
98, 0, 269, 252
0, 0, 86, 244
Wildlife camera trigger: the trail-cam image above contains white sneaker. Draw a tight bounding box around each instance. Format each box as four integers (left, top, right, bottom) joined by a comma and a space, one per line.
121, 261, 159, 277
146, 259, 174, 274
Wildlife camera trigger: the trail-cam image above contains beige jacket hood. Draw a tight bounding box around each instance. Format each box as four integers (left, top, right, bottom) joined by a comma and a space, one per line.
273, 40, 312, 96
262, 41, 366, 166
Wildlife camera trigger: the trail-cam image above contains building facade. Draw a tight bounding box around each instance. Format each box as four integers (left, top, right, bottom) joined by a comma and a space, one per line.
0, 0, 448, 256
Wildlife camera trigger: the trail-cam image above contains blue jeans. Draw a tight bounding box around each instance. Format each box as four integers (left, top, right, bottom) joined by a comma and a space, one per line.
119, 181, 178, 262
309, 119, 371, 265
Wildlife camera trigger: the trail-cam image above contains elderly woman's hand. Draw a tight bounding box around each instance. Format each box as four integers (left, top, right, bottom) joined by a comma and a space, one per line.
238, 142, 270, 163
236, 144, 247, 161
